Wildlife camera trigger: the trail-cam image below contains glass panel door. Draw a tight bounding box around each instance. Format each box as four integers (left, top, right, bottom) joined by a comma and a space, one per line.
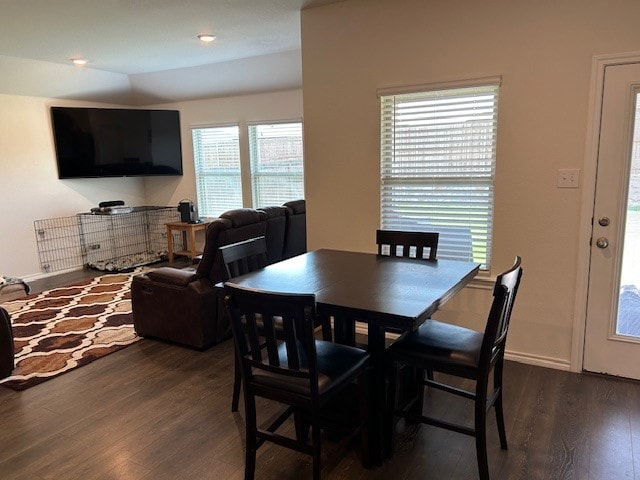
584, 63, 640, 380
617, 94, 640, 337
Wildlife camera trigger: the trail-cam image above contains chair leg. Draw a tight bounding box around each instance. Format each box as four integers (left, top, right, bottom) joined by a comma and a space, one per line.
405, 367, 425, 423
494, 359, 508, 450
244, 394, 258, 480
475, 426, 489, 480
475, 384, 490, 480
232, 352, 241, 412
494, 389, 508, 450
359, 370, 371, 468
311, 420, 322, 480
294, 410, 310, 442
414, 368, 425, 414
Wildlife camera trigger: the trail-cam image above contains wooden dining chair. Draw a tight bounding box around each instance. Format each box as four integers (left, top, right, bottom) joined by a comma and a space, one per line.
224, 283, 371, 480
376, 229, 439, 260
220, 236, 269, 412
375, 229, 440, 339
387, 257, 523, 480
220, 236, 268, 279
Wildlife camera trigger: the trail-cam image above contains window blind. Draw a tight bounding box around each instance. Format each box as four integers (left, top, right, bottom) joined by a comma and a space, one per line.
380, 84, 499, 269
248, 122, 304, 207
192, 125, 243, 217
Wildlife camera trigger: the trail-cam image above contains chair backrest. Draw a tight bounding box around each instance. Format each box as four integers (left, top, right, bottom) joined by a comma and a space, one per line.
220, 237, 268, 279
481, 256, 523, 367
224, 283, 320, 397
376, 229, 439, 260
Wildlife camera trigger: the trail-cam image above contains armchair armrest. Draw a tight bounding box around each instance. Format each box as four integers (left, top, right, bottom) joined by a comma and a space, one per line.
146, 267, 198, 286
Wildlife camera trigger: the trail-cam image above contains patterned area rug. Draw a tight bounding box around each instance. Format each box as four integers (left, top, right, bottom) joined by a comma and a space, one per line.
0, 272, 139, 391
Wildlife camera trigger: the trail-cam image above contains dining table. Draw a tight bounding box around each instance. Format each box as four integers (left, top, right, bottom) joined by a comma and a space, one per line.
225, 248, 480, 465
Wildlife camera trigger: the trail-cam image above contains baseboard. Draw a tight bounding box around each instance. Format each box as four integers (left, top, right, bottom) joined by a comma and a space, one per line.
504, 350, 571, 371
21, 266, 84, 283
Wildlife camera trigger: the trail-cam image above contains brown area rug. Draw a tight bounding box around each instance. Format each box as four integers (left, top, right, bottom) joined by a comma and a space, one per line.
0, 272, 140, 391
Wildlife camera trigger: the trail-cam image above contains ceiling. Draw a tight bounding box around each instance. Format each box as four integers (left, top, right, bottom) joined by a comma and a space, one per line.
0, 0, 343, 105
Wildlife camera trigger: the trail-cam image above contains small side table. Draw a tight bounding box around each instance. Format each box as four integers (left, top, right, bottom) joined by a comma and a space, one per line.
165, 221, 210, 263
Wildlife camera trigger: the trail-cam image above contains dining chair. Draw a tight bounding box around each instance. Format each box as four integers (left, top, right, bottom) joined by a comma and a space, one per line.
224, 283, 371, 480
220, 236, 269, 412
376, 229, 439, 260
375, 229, 440, 340
220, 236, 268, 280
386, 256, 523, 480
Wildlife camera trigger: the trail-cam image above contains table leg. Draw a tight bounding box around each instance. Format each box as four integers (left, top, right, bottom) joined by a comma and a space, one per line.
366, 323, 387, 466
188, 228, 197, 258
166, 225, 174, 263
181, 231, 187, 257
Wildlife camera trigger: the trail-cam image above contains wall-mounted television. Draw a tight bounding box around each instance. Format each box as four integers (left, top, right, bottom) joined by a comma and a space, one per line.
51, 106, 183, 179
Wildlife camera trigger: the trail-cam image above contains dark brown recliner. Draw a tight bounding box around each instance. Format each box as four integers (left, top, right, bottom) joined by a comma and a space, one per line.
0, 307, 14, 379
131, 208, 267, 349
283, 199, 307, 259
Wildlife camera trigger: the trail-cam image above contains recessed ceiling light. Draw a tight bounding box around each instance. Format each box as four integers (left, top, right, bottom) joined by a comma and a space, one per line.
71, 58, 88, 66
197, 33, 216, 43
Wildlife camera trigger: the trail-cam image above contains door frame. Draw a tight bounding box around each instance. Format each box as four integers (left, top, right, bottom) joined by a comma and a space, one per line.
572, 51, 640, 372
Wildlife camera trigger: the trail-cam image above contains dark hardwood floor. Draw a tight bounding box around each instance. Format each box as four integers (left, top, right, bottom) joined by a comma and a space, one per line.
2, 268, 640, 479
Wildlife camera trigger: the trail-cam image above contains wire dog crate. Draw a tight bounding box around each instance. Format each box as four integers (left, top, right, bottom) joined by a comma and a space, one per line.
34, 206, 184, 273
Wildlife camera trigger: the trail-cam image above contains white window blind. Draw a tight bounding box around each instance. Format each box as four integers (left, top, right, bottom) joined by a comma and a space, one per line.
192, 125, 243, 217
248, 122, 304, 207
380, 84, 499, 269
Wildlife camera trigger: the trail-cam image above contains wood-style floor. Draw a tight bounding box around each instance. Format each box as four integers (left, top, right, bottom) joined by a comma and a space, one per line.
1, 269, 640, 479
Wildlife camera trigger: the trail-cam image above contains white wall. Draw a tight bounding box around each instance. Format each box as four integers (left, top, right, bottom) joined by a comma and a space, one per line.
0, 89, 303, 280
0, 94, 147, 279
300, 0, 640, 370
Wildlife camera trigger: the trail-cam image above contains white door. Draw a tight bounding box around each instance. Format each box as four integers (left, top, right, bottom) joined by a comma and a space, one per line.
584, 62, 640, 379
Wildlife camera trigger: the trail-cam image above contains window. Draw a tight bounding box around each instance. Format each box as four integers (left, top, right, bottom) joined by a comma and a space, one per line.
192, 125, 242, 218
380, 81, 499, 269
248, 122, 304, 207
192, 121, 304, 216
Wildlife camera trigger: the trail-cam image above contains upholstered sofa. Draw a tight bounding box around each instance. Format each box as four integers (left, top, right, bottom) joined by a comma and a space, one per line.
131, 201, 306, 349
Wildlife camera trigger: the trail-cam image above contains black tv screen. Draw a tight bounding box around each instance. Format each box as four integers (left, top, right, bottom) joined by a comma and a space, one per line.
51, 107, 183, 179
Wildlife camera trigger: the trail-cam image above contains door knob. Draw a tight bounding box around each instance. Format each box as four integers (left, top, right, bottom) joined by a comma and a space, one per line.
598, 217, 610, 227
596, 237, 609, 249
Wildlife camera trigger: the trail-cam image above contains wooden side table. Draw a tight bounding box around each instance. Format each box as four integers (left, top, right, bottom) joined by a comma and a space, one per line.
165, 221, 210, 262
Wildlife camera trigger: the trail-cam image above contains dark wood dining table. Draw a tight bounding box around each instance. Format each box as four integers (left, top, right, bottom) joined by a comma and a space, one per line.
225, 248, 480, 464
